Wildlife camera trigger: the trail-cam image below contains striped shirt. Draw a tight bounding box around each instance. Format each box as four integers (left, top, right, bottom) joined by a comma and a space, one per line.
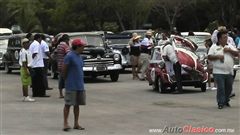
57, 42, 70, 72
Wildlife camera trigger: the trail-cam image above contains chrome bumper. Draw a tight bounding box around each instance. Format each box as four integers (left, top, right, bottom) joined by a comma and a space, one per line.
83, 64, 122, 72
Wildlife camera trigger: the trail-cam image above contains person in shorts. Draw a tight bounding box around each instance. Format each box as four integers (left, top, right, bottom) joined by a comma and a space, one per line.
19, 38, 35, 102
62, 38, 86, 131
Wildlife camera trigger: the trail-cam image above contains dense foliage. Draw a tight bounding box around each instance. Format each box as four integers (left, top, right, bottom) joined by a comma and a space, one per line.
1, 0, 240, 34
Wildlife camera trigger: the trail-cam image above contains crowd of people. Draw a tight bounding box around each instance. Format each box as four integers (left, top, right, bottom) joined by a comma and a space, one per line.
19, 33, 86, 131
128, 26, 240, 109
17, 25, 239, 131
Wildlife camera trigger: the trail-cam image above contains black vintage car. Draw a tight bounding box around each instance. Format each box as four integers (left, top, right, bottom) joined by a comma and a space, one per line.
3, 33, 27, 73
105, 34, 131, 69
66, 32, 122, 82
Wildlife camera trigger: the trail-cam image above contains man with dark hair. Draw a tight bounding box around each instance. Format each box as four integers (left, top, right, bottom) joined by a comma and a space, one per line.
57, 34, 70, 98
208, 31, 238, 109
26, 33, 33, 42
40, 34, 53, 90
62, 38, 86, 131
162, 42, 183, 94
29, 33, 50, 97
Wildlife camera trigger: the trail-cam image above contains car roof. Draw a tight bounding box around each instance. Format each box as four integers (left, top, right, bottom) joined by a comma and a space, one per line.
105, 34, 131, 39
121, 29, 147, 33
61, 32, 103, 37
181, 32, 211, 36
0, 28, 13, 35
8, 33, 27, 39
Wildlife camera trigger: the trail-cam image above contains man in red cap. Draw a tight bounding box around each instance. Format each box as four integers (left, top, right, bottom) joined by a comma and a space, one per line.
62, 38, 86, 131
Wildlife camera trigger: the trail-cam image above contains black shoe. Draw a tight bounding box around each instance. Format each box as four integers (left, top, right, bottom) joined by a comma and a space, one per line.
225, 103, 231, 107
172, 90, 183, 94
39, 95, 51, 98
229, 93, 235, 98
218, 105, 223, 109
46, 87, 53, 90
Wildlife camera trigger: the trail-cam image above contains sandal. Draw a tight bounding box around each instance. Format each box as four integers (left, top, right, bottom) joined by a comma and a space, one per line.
73, 126, 85, 130
62, 126, 71, 131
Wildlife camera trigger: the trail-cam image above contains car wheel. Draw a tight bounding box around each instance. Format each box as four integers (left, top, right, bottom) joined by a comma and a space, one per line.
5, 64, 12, 74
157, 76, 166, 93
201, 82, 206, 92
110, 71, 119, 82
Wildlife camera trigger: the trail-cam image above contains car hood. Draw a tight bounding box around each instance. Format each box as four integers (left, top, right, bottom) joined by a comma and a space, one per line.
82, 46, 106, 58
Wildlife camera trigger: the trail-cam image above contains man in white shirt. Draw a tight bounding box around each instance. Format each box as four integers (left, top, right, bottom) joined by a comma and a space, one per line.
208, 31, 238, 109
29, 34, 50, 97
162, 42, 183, 94
138, 30, 153, 80
41, 34, 52, 90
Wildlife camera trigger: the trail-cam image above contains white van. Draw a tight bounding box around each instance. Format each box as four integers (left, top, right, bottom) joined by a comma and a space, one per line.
0, 28, 13, 36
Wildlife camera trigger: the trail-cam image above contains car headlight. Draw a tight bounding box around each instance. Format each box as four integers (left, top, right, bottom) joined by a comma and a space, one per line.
113, 53, 120, 61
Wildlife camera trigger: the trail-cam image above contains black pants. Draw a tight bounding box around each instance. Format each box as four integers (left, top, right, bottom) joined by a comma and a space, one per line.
31, 67, 46, 97
43, 59, 49, 89
173, 62, 183, 91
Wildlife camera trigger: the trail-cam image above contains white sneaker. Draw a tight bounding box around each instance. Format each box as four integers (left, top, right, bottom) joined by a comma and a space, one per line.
211, 87, 217, 91
23, 96, 35, 102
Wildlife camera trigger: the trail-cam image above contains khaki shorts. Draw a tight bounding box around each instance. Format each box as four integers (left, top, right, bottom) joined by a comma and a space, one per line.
64, 91, 86, 106
130, 55, 139, 66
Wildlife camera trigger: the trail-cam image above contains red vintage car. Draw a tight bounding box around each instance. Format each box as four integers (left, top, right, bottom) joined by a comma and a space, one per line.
146, 35, 208, 93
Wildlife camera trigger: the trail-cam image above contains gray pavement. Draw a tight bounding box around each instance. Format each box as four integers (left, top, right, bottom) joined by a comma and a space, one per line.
0, 70, 239, 135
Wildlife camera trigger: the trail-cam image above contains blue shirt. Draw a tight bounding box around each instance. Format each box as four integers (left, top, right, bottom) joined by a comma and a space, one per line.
64, 51, 84, 91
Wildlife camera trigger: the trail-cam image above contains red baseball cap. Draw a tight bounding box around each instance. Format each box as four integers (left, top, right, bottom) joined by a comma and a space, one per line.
72, 38, 86, 47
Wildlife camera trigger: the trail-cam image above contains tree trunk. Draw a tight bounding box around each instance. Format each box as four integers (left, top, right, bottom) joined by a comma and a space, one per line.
115, 10, 125, 31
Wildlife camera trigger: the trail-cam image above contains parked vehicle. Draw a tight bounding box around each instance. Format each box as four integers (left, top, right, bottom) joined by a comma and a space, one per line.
120, 29, 148, 39
0, 36, 10, 69
3, 33, 27, 73
181, 32, 211, 70
182, 32, 240, 79
0, 28, 12, 36
65, 32, 122, 81
105, 34, 131, 69
146, 35, 208, 93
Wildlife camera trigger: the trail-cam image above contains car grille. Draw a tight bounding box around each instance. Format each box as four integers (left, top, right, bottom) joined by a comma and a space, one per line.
84, 58, 114, 67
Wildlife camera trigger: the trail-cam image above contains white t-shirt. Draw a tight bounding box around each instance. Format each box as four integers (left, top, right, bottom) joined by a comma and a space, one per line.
19, 48, 32, 67
41, 40, 50, 59
158, 39, 169, 46
162, 44, 178, 64
29, 40, 44, 68
208, 44, 237, 75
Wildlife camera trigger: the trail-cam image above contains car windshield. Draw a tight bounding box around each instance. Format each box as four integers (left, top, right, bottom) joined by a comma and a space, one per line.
70, 35, 104, 47
107, 38, 129, 44
0, 39, 8, 49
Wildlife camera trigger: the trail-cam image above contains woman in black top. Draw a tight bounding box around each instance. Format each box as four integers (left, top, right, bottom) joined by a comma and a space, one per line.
129, 34, 141, 79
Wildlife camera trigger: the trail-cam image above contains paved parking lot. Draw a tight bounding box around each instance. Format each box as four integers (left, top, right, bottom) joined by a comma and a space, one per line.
0, 70, 239, 135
